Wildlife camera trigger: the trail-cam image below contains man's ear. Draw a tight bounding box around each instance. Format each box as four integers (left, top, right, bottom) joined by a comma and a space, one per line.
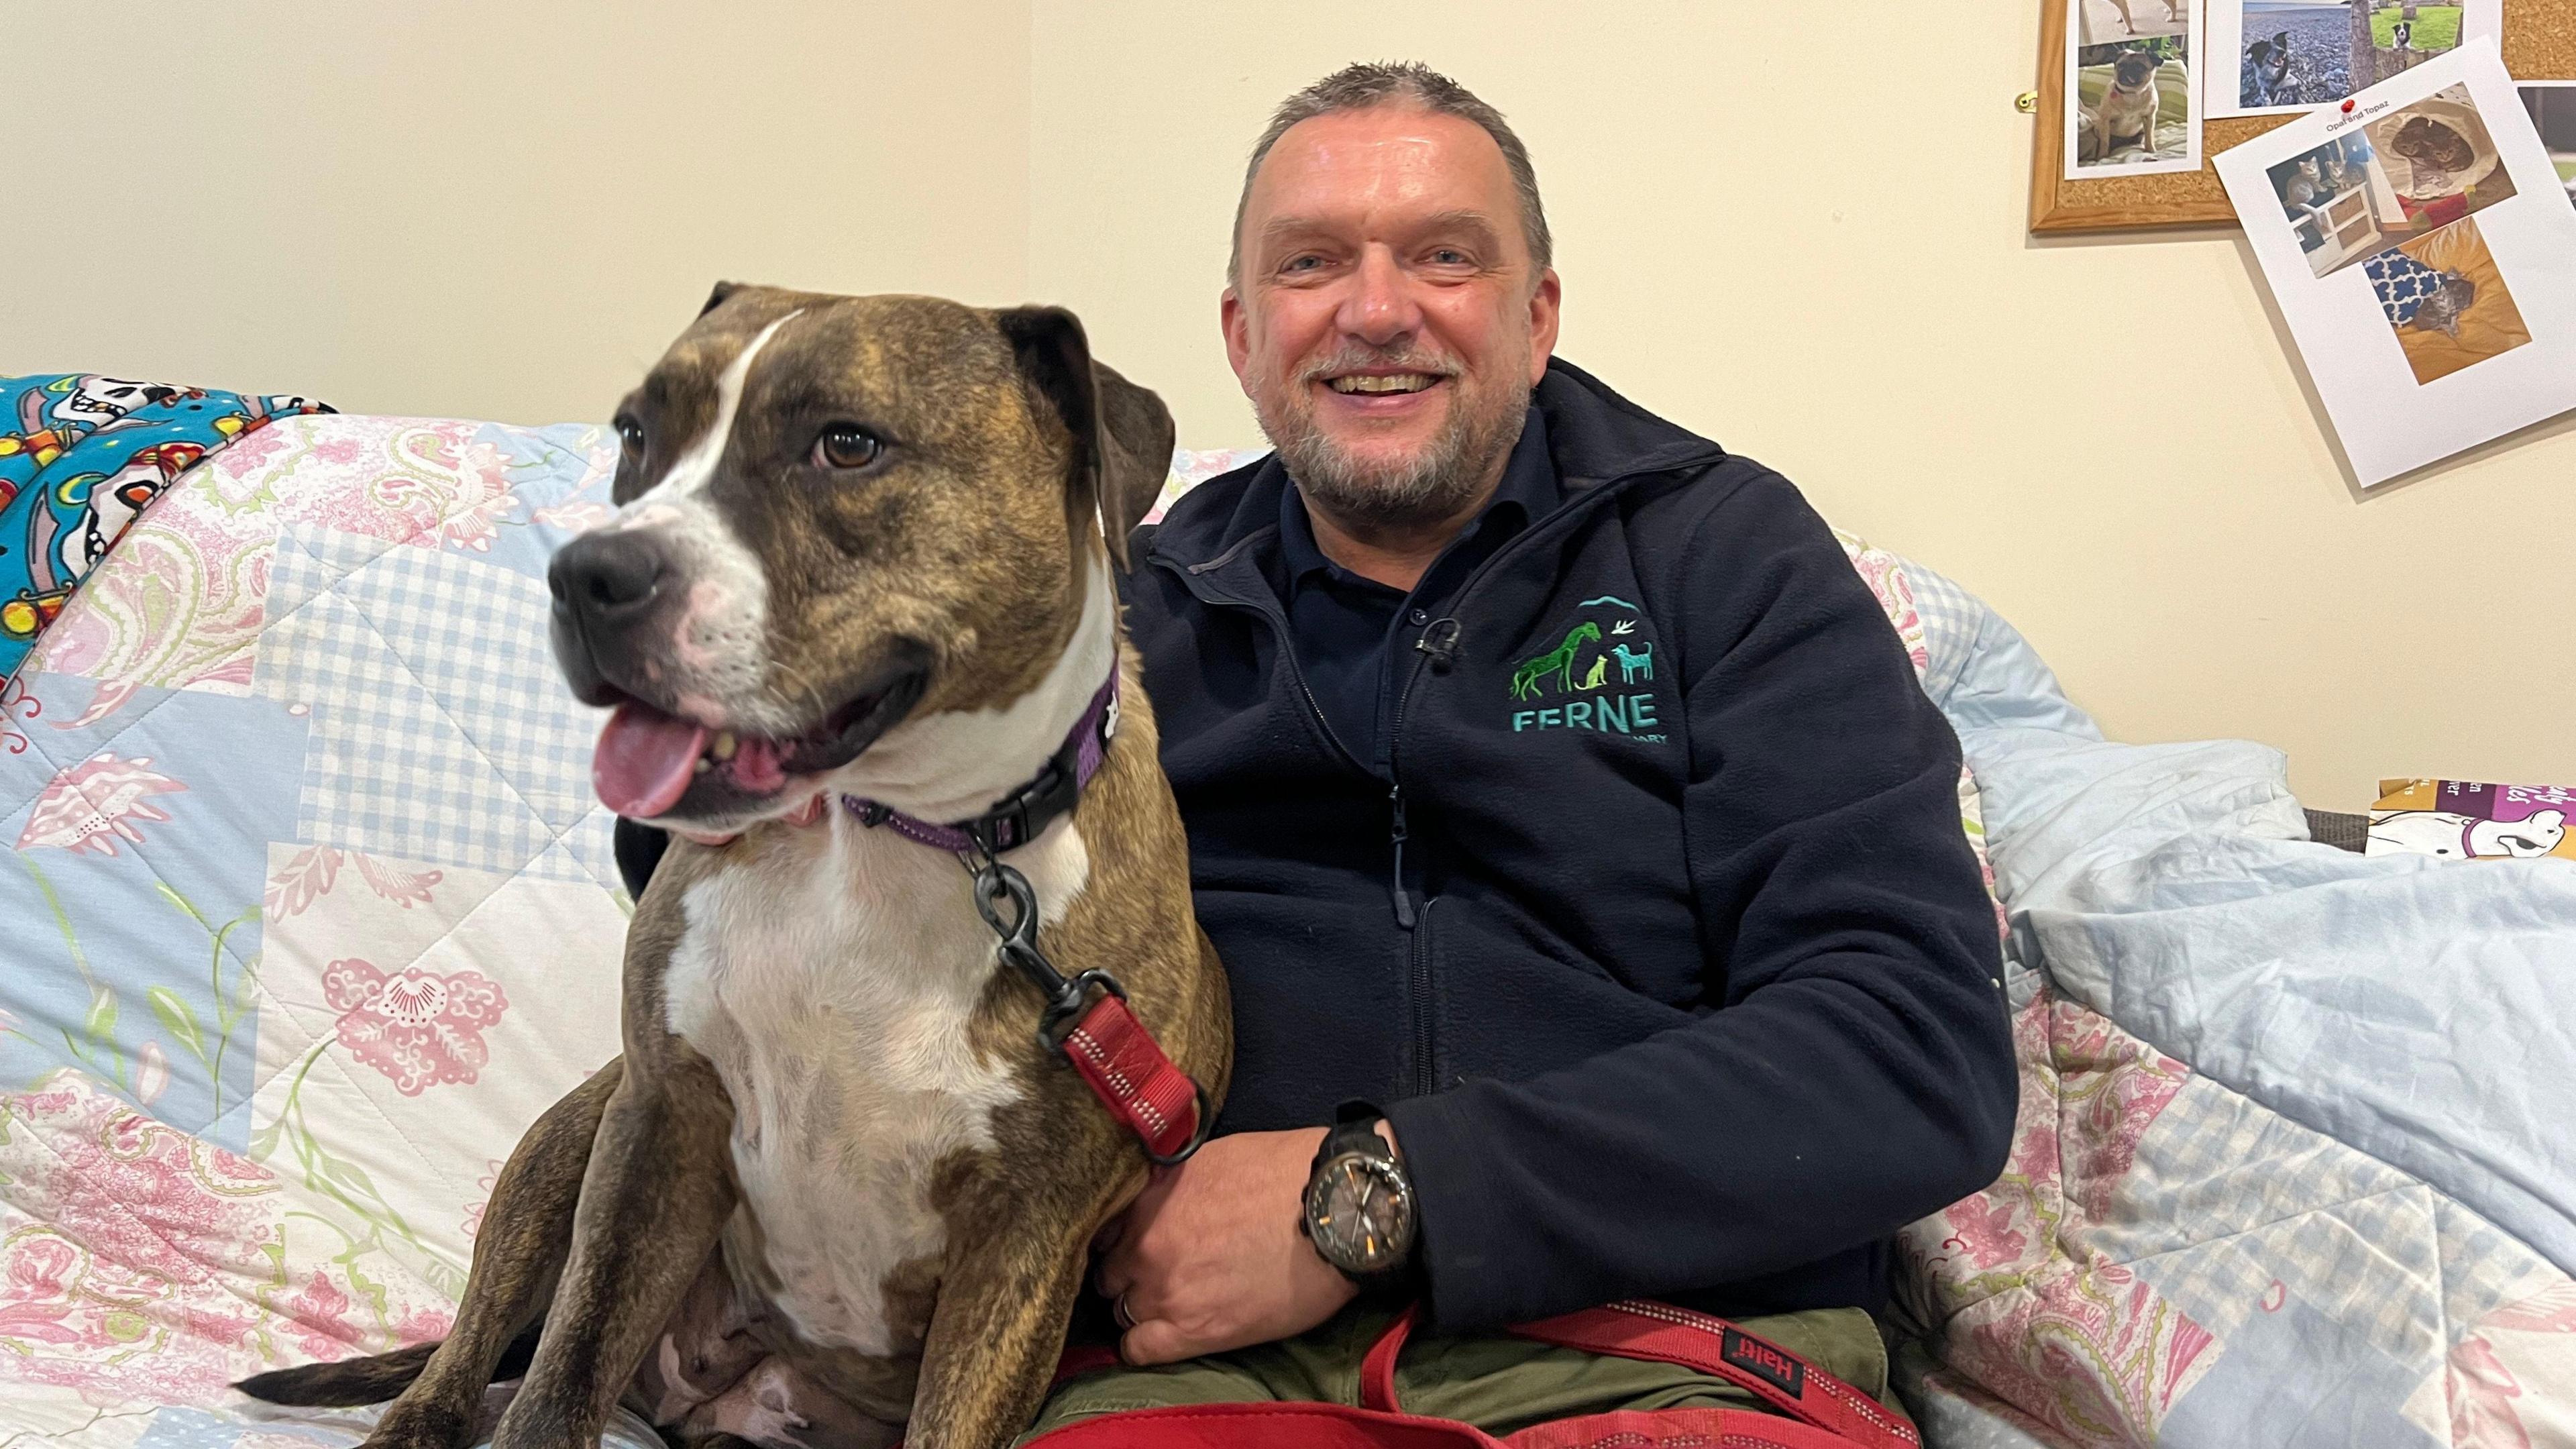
997, 306, 1176, 573
700, 280, 745, 318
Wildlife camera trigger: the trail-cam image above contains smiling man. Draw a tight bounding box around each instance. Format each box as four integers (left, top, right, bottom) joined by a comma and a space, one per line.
1033, 62, 2019, 1440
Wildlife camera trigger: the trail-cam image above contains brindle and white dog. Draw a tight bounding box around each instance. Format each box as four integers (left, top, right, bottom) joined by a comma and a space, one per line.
239, 286, 1232, 1449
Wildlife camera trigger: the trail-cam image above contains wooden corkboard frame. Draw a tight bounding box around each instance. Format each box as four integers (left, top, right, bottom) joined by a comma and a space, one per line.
2030, 0, 2576, 233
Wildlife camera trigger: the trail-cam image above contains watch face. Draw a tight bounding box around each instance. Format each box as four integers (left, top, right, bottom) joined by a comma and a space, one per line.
1307, 1154, 1413, 1275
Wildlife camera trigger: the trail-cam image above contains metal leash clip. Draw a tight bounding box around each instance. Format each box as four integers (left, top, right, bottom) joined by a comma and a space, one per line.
969, 855, 1123, 1052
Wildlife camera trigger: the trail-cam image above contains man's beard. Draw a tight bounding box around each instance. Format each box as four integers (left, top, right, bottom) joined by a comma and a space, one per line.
1250, 346, 1530, 533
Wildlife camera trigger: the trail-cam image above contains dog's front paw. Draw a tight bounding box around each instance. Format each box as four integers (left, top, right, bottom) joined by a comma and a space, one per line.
358, 1399, 483, 1449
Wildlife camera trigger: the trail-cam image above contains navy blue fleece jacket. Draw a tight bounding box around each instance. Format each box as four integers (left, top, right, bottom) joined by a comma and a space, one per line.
1120, 358, 2015, 1332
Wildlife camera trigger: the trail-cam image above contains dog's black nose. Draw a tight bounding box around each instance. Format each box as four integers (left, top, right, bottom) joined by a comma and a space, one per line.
549, 532, 675, 706
549, 532, 667, 617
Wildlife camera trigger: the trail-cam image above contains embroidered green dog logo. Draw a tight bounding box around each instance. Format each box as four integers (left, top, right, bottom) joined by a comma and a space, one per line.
1506, 597, 1666, 741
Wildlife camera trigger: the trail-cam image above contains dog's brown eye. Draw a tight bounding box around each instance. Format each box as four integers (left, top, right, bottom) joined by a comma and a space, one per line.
614, 415, 645, 455
813, 423, 885, 471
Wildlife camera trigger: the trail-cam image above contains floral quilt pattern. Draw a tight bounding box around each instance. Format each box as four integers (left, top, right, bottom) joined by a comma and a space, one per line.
0, 417, 636, 1447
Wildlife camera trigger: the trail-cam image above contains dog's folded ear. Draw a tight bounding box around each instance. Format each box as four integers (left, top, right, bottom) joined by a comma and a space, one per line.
700, 281, 746, 318
998, 306, 1177, 573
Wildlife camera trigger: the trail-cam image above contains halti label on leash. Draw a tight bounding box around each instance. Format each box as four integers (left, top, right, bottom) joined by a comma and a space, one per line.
1721, 1326, 1808, 1398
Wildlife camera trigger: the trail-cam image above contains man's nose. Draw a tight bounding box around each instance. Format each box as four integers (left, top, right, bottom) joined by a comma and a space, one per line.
1335, 247, 1425, 347
548, 531, 668, 627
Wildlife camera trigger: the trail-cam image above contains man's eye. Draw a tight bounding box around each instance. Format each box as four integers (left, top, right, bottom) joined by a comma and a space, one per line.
812, 423, 886, 471
1428, 248, 1469, 265
1282, 255, 1324, 274
614, 415, 645, 455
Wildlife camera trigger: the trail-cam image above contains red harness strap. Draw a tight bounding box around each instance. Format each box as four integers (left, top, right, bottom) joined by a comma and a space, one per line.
1057, 991, 1203, 1163
1029, 1301, 1915, 1449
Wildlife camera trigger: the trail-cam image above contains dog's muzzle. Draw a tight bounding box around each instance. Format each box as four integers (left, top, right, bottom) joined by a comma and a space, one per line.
547, 529, 931, 824
547, 530, 673, 708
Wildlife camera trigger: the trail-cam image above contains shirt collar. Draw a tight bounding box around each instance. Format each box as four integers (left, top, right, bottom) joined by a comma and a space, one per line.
1278, 405, 1556, 588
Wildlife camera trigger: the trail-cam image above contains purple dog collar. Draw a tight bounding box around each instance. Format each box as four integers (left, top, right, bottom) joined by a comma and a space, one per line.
842, 664, 1120, 857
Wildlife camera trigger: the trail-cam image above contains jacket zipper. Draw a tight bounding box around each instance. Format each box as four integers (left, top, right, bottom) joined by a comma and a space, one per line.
1406, 896, 1438, 1096
1387, 784, 1415, 928
1375, 473, 1686, 1093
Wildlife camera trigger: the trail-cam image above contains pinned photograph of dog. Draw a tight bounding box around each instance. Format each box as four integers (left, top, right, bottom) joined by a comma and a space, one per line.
2228, 2, 2473, 113
231, 286, 1233, 1449
2078, 0, 2190, 45
2072, 34, 2194, 170
2363, 215, 2530, 384
2269, 85, 2516, 279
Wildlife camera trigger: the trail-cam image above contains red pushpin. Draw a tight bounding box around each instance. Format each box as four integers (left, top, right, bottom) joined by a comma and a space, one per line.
2341, 99, 2357, 113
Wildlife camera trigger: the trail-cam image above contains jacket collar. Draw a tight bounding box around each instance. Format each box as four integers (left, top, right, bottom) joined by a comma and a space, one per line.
1146, 358, 1728, 577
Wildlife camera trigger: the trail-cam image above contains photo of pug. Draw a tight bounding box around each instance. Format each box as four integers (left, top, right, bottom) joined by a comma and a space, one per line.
2087, 46, 2171, 160
2069, 18, 2196, 175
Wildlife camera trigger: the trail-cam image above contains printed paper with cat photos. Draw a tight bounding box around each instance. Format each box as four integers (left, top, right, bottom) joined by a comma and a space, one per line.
2063, 0, 2205, 178
2208, 0, 2503, 119
2217, 40, 2576, 485
2267, 83, 2517, 279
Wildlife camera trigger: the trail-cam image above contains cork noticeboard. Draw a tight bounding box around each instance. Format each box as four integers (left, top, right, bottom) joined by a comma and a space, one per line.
2031, 0, 2576, 233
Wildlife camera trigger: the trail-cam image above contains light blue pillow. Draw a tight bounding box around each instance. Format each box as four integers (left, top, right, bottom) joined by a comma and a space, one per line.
1896, 557, 2102, 743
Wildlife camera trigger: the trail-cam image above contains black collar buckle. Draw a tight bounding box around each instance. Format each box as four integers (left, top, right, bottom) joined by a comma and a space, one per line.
965, 740, 1082, 857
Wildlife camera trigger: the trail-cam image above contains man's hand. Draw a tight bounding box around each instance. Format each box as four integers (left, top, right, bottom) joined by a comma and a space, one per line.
1092, 1126, 1356, 1366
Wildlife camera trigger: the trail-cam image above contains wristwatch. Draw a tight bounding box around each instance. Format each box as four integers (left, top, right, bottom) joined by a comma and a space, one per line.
1299, 1101, 1417, 1285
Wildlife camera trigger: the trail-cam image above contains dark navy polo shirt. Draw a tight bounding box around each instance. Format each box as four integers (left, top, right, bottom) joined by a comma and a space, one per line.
1277, 406, 1557, 771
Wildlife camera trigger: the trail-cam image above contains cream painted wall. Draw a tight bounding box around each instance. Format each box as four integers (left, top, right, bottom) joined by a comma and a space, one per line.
5, 4, 2565, 806
1029, 1, 2576, 809
1, 1, 1030, 425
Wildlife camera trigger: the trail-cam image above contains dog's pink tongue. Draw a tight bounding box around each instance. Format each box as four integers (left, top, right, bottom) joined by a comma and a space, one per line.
593, 702, 709, 818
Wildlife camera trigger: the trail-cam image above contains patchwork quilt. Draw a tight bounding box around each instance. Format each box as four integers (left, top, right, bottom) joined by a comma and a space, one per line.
0, 418, 2565, 1448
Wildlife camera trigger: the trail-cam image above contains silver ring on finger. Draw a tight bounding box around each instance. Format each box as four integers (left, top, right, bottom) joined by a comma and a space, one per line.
1114, 1293, 1137, 1331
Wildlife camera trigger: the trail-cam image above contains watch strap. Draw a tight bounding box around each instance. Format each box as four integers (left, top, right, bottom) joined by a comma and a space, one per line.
1305, 1099, 1416, 1286
1317, 1098, 1396, 1171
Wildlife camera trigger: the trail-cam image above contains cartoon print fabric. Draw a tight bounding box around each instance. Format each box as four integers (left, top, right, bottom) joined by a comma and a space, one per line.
0, 373, 331, 686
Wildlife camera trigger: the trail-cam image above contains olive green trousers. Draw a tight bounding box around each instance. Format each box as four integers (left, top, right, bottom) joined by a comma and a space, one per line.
1018, 1300, 1910, 1444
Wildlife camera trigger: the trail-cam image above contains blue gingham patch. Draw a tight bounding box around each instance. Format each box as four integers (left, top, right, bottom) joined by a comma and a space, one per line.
254, 525, 615, 884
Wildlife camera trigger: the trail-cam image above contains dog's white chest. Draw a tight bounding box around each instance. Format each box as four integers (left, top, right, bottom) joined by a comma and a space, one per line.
663, 818, 1087, 1357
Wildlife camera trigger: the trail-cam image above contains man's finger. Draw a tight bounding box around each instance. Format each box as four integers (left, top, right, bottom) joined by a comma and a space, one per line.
1093, 1257, 1133, 1302
1089, 1213, 1128, 1257
1120, 1318, 1189, 1368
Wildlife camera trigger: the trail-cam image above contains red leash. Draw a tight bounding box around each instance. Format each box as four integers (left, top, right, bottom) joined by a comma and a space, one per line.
1032, 1300, 1913, 1449
1056, 989, 1205, 1163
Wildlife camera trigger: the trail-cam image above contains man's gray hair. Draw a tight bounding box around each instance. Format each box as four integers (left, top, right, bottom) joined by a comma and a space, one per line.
1229, 61, 1552, 286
